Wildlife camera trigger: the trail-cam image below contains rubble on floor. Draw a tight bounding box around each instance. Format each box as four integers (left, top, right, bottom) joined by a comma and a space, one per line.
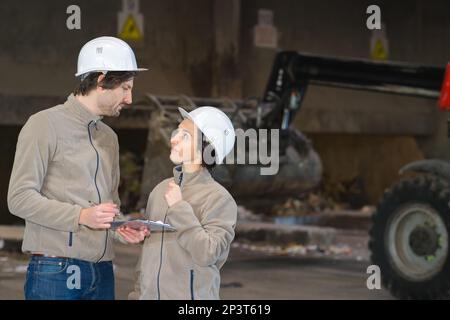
237, 205, 263, 222
231, 241, 362, 261
0, 252, 28, 276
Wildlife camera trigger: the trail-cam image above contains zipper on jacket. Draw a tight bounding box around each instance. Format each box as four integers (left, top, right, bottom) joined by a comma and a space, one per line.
156, 174, 183, 299
190, 269, 195, 300
68, 232, 73, 247
87, 120, 107, 263
156, 211, 168, 300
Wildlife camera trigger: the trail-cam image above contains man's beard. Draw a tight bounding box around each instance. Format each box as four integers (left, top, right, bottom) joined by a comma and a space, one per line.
109, 104, 123, 117
112, 107, 121, 117
98, 99, 122, 117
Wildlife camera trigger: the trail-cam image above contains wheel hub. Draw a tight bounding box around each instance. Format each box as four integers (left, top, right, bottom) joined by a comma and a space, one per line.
409, 224, 440, 257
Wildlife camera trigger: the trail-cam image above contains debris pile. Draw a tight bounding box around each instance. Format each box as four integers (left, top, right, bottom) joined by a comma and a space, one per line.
237, 205, 262, 222
231, 242, 357, 260
271, 193, 335, 217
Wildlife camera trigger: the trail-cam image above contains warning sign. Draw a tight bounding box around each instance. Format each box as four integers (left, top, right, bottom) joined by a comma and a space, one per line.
119, 14, 142, 40
370, 25, 389, 61
118, 0, 144, 42
371, 39, 388, 60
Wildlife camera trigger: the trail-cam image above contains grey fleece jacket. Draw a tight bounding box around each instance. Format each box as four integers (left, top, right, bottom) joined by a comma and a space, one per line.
132, 166, 237, 300
8, 94, 122, 262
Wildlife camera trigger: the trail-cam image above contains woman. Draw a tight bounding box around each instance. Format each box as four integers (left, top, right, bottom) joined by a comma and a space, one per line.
132, 106, 237, 300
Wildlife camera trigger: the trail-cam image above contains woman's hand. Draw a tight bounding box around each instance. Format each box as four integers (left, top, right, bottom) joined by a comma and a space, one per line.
116, 226, 150, 243
165, 180, 182, 207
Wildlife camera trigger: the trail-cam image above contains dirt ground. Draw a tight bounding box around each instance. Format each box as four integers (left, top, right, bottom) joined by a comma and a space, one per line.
0, 230, 392, 300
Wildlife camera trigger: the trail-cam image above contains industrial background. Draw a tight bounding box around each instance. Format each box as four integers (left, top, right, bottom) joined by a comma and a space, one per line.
0, 0, 450, 300
1, 0, 449, 223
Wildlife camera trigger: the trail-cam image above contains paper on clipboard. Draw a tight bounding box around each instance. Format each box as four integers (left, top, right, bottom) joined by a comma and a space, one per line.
110, 219, 176, 232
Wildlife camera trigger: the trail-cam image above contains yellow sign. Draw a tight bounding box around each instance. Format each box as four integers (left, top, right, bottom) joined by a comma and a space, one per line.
371, 39, 387, 60
119, 14, 142, 41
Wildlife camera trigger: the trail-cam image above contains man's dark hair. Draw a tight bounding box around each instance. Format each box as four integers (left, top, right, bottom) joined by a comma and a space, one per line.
201, 136, 216, 172
73, 71, 137, 96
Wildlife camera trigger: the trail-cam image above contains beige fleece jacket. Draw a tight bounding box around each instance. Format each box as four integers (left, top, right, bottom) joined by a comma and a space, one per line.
7, 94, 122, 262
133, 166, 237, 300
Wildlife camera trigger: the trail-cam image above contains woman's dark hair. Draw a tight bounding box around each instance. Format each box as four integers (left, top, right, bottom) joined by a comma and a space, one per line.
201, 135, 216, 172
73, 71, 137, 96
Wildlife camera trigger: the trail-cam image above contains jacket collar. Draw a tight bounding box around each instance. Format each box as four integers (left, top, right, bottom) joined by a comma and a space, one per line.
173, 165, 212, 187
66, 94, 103, 124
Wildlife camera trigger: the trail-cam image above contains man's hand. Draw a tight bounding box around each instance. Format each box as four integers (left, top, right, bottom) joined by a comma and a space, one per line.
164, 180, 182, 207
79, 203, 119, 229
116, 226, 150, 244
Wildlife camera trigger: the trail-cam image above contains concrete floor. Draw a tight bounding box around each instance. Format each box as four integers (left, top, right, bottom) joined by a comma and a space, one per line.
0, 235, 392, 300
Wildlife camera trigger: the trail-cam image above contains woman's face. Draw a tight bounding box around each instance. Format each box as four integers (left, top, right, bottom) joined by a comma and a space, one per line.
169, 119, 202, 165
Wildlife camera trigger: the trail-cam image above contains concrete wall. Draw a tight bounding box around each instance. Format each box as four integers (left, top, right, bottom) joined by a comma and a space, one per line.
1, 1, 448, 96
0, 0, 217, 97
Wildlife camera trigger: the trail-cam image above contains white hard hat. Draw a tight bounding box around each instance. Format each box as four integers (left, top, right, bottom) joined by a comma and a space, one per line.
75, 36, 147, 77
178, 106, 235, 165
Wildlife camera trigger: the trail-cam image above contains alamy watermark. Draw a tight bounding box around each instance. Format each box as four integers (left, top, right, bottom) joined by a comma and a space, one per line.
66, 264, 81, 290
66, 5, 81, 30
172, 127, 280, 176
366, 265, 381, 290
366, 5, 381, 30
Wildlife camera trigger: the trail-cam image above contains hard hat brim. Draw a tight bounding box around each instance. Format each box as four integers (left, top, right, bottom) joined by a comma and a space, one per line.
75, 67, 148, 77
178, 107, 193, 121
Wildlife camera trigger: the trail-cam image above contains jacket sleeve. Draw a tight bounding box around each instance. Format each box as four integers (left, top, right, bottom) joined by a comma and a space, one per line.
167, 193, 237, 267
111, 134, 121, 207
110, 212, 128, 244
7, 113, 83, 233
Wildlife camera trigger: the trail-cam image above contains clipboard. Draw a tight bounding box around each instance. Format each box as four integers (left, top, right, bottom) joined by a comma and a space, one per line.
110, 219, 177, 232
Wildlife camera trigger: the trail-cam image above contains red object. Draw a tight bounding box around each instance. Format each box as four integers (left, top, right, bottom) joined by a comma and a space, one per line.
439, 62, 450, 110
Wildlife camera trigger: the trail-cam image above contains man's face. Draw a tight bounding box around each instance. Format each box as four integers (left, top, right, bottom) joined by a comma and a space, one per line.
170, 119, 202, 165
97, 78, 134, 117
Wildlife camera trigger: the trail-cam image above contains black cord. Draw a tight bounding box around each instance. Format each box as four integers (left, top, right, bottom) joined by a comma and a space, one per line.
96, 232, 108, 264
87, 120, 107, 264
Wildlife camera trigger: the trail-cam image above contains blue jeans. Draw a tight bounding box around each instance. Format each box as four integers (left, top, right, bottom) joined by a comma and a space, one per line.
24, 256, 115, 300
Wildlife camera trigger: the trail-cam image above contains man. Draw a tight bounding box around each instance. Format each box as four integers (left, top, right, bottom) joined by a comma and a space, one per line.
131, 106, 237, 300
8, 36, 148, 300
